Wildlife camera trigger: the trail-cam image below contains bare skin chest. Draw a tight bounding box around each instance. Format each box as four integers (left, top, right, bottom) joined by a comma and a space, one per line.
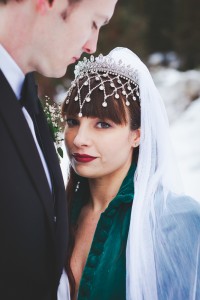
70, 205, 102, 299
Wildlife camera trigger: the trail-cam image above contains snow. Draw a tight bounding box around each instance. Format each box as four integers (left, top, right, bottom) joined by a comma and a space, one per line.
152, 67, 200, 201
151, 67, 200, 123
170, 98, 200, 201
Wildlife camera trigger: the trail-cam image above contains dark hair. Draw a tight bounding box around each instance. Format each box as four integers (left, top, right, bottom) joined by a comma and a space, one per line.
62, 73, 140, 129
62, 73, 141, 298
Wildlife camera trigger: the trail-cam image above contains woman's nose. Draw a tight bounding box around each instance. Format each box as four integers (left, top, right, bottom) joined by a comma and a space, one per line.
73, 127, 91, 148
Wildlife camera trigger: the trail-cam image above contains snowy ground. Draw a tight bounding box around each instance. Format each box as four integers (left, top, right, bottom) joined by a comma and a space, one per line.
170, 98, 200, 201
152, 67, 200, 201
59, 67, 200, 201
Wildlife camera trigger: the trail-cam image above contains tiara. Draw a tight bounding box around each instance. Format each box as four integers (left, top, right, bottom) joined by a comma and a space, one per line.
66, 54, 140, 117
74, 54, 139, 84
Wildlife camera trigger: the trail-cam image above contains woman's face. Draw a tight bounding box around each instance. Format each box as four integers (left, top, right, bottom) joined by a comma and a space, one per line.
64, 115, 140, 180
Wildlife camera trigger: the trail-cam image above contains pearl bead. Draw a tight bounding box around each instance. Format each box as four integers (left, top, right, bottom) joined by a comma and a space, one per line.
85, 97, 91, 102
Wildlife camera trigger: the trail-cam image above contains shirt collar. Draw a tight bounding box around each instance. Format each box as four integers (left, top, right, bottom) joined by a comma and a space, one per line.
0, 44, 25, 99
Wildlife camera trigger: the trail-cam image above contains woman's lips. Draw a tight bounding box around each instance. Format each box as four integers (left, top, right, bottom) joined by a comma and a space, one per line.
73, 153, 97, 163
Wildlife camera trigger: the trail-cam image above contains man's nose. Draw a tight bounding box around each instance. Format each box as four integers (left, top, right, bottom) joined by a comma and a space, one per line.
82, 30, 99, 54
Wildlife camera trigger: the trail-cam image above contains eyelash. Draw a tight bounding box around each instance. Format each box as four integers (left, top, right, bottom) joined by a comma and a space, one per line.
65, 119, 111, 129
66, 118, 78, 127
96, 122, 111, 129
92, 21, 98, 30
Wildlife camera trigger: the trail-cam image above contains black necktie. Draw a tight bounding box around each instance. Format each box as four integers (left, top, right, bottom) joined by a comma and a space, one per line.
20, 72, 39, 115
20, 73, 56, 205
20, 72, 45, 153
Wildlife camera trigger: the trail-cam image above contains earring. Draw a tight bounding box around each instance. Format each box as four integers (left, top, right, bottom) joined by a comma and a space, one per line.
134, 142, 139, 147
75, 181, 80, 192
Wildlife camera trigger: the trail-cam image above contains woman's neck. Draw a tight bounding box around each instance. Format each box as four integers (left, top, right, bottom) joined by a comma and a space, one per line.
88, 161, 132, 213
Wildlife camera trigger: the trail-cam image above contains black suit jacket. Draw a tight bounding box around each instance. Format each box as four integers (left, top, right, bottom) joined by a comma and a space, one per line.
0, 71, 68, 300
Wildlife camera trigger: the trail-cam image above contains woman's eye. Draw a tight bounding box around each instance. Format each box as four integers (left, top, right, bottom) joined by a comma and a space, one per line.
96, 122, 111, 129
65, 118, 78, 127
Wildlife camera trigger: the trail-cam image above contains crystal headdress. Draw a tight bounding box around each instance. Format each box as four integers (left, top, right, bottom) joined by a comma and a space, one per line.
65, 53, 140, 117
74, 54, 139, 82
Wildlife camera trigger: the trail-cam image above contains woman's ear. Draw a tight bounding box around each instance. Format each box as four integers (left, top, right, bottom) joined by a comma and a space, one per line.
131, 128, 140, 148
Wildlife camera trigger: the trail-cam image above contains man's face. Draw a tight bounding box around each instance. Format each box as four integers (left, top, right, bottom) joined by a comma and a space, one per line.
32, 0, 117, 77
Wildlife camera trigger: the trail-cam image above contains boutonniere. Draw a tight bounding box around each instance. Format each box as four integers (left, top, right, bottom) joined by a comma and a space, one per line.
43, 96, 64, 161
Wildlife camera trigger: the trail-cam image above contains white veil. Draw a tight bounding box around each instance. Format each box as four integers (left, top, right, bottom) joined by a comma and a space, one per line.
107, 48, 200, 300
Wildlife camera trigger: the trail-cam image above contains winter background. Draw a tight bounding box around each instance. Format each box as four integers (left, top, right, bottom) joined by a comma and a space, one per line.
149, 53, 200, 202
56, 52, 200, 202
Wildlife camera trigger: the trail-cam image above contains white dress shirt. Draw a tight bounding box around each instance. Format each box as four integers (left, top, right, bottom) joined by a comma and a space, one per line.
57, 270, 71, 300
0, 44, 52, 190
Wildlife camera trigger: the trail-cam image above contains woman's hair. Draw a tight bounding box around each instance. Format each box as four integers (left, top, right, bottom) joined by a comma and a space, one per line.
62, 72, 141, 298
62, 73, 140, 130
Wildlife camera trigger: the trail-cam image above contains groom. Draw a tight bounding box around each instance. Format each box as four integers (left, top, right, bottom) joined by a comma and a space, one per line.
0, 0, 117, 299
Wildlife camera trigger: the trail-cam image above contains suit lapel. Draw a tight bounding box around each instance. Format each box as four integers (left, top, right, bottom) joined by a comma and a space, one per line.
23, 74, 68, 271
0, 70, 55, 239
35, 102, 68, 279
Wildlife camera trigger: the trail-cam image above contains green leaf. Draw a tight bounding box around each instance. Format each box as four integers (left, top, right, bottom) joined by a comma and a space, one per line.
57, 147, 63, 158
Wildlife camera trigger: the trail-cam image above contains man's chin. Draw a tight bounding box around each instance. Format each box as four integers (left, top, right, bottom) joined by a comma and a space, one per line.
41, 67, 68, 78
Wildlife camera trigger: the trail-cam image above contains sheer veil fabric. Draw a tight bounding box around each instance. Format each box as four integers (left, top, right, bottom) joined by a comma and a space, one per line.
108, 48, 200, 300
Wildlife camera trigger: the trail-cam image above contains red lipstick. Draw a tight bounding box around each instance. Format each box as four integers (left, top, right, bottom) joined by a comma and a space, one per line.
73, 153, 97, 163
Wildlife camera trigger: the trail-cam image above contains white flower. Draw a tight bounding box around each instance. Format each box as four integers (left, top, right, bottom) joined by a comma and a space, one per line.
43, 95, 64, 160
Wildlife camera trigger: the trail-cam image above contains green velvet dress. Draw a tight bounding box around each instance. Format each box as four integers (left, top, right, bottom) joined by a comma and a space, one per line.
71, 164, 136, 300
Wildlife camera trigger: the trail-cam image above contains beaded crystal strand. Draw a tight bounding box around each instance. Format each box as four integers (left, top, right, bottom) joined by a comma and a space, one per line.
65, 54, 140, 117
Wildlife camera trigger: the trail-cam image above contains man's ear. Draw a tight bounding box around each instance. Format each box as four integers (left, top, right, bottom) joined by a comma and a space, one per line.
36, 0, 49, 14
131, 128, 140, 148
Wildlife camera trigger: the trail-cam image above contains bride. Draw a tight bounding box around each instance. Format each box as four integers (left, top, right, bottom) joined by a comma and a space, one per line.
58, 47, 200, 300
